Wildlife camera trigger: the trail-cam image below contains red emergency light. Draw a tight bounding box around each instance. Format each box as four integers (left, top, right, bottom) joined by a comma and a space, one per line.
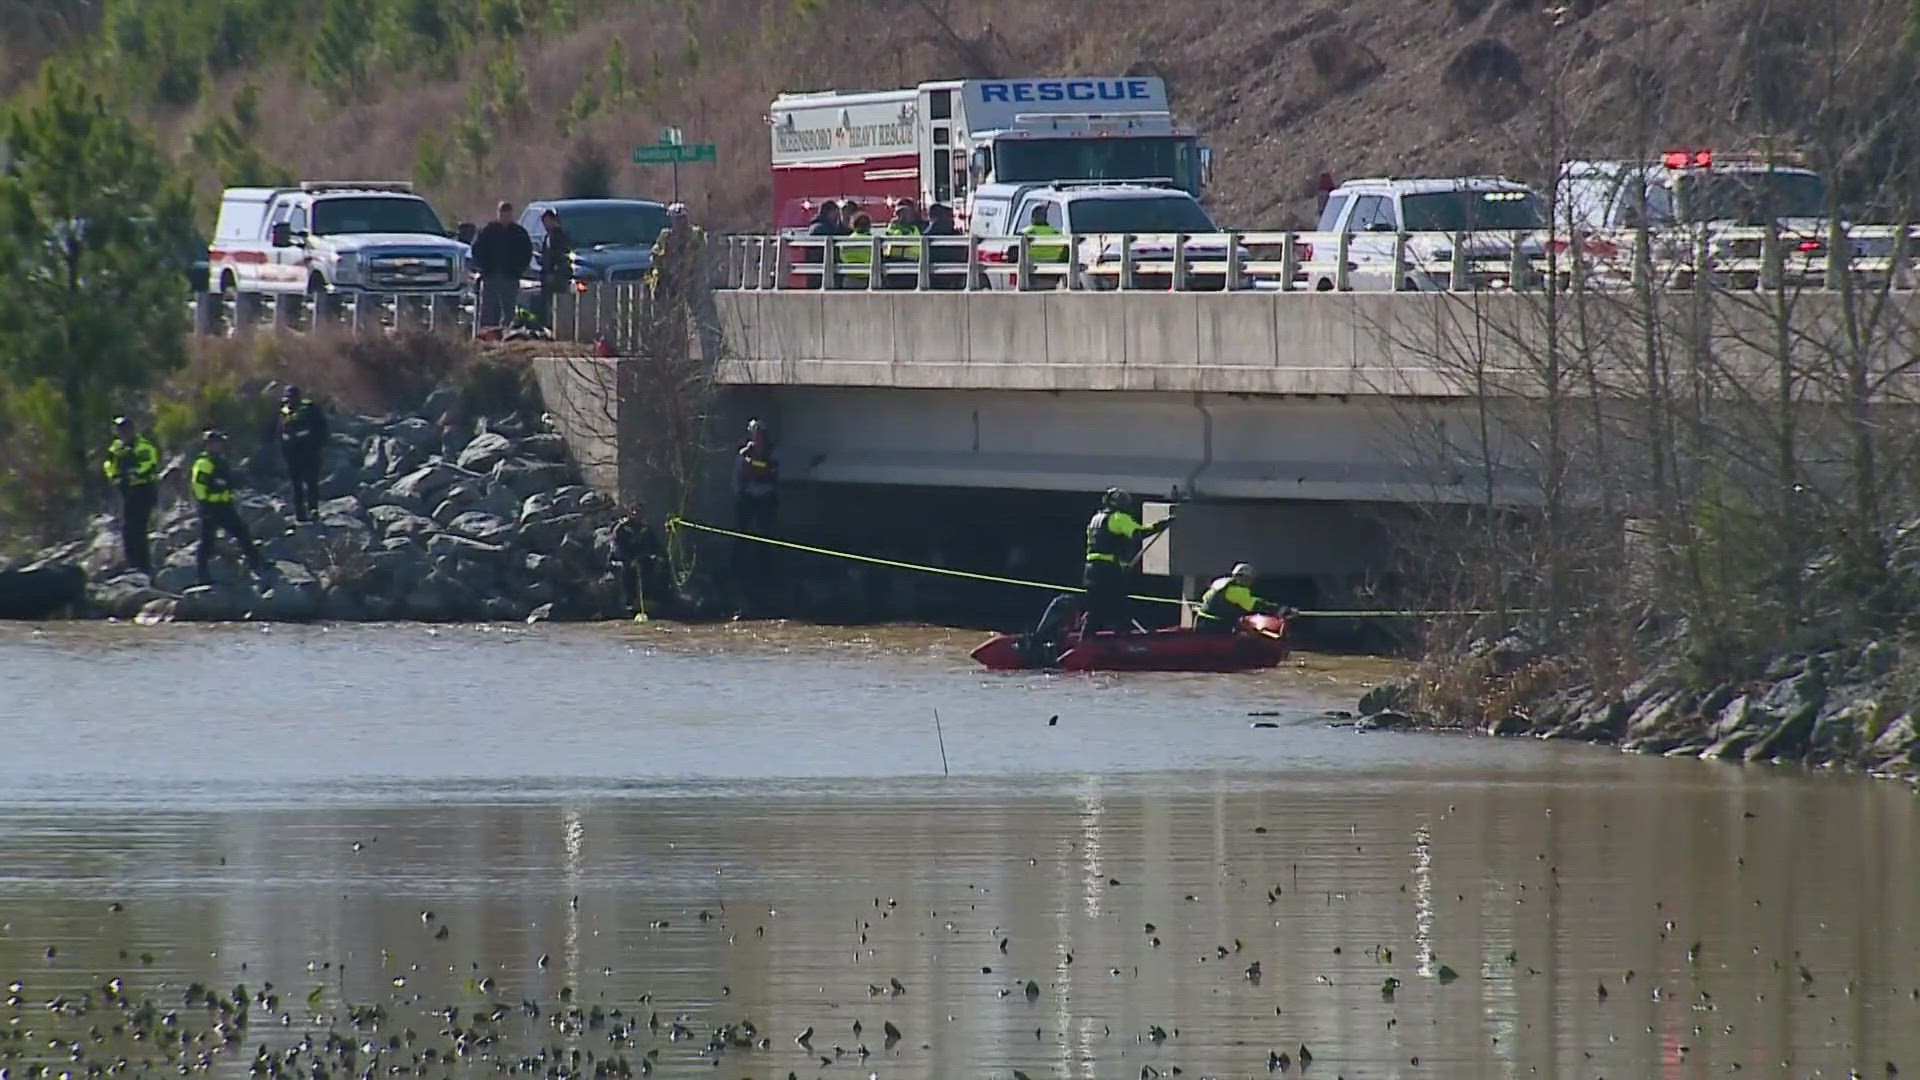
1662, 149, 1713, 169
1798, 240, 1823, 252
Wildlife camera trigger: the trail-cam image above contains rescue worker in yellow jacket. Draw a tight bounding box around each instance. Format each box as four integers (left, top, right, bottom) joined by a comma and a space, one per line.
1020, 205, 1068, 264
647, 203, 707, 301
1081, 487, 1170, 635
1194, 563, 1282, 634
102, 416, 161, 574
190, 430, 269, 586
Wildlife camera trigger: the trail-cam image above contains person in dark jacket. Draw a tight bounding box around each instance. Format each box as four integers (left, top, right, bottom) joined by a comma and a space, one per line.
803, 202, 846, 286
535, 207, 571, 329
608, 505, 668, 619
924, 202, 966, 289
278, 384, 329, 522
732, 418, 780, 613
469, 201, 533, 329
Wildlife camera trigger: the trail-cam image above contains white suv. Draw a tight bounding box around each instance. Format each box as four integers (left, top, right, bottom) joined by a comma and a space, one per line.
1309, 176, 1547, 291
969, 181, 1244, 290
208, 182, 470, 313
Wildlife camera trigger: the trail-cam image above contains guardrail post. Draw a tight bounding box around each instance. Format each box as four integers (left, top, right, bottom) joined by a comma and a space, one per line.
1760, 225, 1781, 292
822, 237, 838, 291
1894, 226, 1914, 292
1016, 234, 1033, 292
1692, 228, 1711, 293
347, 293, 372, 336
1120, 233, 1136, 291
1225, 231, 1242, 291
233, 293, 263, 334
966, 236, 981, 291
1065, 233, 1080, 291
867, 233, 884, 292
270, 294, 296, 332
1172, 232, 1189, 292
1281, 233, 1298, 292
193, 293, 220, 336
774, 236, 791, 290
1334, 232, 1352, 292
917, 233, 931, 291
1508, 230, 1529, 291
1390, 232, 1408, 292
1826, 219, 1847, 293
762, 236, 778, 288
1450, 231, 1468, 293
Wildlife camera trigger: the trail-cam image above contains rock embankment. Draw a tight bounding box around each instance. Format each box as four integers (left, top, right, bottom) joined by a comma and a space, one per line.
1354, 631, 1920, 782
7, 402, 645, 624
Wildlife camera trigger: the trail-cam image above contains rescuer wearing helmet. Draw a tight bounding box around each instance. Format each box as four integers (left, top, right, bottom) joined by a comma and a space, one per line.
1194, 562, 1282, 634
190, 429, 269, 586
102, 415, 161, 574
1080, 487, 1170, 635
648, 202, 706, 303
277, 384, 328, 523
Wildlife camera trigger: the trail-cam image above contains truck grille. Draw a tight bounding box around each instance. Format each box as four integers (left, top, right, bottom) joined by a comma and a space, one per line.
608, 267, 649, 282
366, 255, 456, 290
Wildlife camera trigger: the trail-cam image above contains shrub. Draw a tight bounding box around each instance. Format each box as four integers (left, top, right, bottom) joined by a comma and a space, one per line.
562, 140, 616, 198
1443, 38, 1525, 91
1305, 33, 1385, 94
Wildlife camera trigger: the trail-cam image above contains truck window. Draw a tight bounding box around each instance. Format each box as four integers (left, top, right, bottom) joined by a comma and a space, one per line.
557, 203, 668, 247
1316, 194, 1350, 232
1346, 196, 1389, 232
933, 150, 952, 204
1066, 195, 1215, 234
993, 137, 1201, 194
268, 200, 294, 228
311, 196, 447, 236
289, 206, 309, 234
1400, 190, 1543, 232
1673, 170, 1825, 224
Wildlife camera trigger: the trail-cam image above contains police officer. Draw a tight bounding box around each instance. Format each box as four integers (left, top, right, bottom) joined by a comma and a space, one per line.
277, 385, 329, 522
102, 416, 160, 574
1081, 487, 1170, 635
1194, 563, 1282, 634
647, 203, 707, 302
191, 429, 269, 586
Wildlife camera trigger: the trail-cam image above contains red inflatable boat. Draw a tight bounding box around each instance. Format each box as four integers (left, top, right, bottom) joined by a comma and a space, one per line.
970, 613, 1291, 673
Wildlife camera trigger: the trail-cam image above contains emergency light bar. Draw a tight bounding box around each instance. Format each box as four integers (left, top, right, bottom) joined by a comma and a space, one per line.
1661, 150, 1713, 169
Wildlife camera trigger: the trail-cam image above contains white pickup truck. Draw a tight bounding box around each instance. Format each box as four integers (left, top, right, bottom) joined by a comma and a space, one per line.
208, 181, 470, 314
968, 181, 1245, 290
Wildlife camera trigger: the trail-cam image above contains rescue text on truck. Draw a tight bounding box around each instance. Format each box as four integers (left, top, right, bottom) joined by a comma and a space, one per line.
767, 77, 1209, 231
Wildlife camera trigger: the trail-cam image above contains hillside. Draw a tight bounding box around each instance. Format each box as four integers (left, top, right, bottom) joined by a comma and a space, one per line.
8, 0, 1920, 231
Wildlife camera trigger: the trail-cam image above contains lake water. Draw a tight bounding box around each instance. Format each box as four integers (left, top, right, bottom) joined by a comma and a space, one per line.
1, 622, 1915, 1078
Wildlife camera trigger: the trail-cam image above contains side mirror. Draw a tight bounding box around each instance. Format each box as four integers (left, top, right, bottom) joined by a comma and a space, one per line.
1366, 222, 1396, 233
270, 222, 293, 248
456, 222, 477, 245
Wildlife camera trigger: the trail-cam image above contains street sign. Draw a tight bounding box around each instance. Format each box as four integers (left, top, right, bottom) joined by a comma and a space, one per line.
631, 143, 715, 164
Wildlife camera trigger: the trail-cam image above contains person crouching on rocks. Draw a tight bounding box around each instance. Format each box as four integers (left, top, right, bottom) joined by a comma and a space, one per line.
191, 429, 269, 587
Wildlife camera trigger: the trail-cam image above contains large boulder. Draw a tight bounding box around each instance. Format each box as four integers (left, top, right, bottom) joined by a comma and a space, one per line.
486, 458, 573, 503
517, 512, 586, 552
384, 416, 439, 451
427, 533, 509, 563
448, 511, 514, 545
403, 569, 482, 622
236, 495, 294, 538
518, 433, 570, 462
386, 462, 470, 509
87, 573, 178, 620
318, 495, 366, 522
0, 561, 88, 620
369, 504, 438, 541
456, 432, 515, 473
173, 583, 251, 622
368, 543, 434, 595
251, 562, 322, 621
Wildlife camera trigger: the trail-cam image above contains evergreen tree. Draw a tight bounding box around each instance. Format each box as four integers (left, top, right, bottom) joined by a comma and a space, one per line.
0, 64, 192, 496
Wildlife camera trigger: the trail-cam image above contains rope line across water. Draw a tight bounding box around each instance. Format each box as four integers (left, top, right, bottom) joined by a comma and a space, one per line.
666, 516, 1514, 619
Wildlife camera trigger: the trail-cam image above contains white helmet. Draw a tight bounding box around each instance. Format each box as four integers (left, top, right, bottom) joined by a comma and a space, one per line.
1231, 562, 1255, 583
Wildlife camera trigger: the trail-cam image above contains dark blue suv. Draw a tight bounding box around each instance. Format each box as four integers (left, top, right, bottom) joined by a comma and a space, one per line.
518, 198, 668, 300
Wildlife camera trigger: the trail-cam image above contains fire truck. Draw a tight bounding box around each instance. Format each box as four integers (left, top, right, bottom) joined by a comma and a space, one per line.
767, 76, 1210, 231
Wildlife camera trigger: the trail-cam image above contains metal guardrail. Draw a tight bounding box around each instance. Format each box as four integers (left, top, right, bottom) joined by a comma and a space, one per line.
720, 225, 1920, 294
187, 284, 667, 350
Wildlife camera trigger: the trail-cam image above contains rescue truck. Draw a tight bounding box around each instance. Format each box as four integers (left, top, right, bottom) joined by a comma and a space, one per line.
1555, 148, 1869, 287
767, 76, 1210, 232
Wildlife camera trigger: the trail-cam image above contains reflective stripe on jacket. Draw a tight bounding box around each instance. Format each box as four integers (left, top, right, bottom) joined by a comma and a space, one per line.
1085, 509, 1146, 564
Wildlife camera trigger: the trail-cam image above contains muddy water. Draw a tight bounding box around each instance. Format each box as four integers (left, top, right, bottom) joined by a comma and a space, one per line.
2, 623, 1917, 1078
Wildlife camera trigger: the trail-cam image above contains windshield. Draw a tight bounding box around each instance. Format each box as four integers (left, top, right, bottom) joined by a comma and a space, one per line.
1067, 195, 1217, 234
311, 197, 446, 236
1400, 190, 1544, 232
554, 203, 668, 248
994, 136, 1201, 194
1674, 170, 1827, 224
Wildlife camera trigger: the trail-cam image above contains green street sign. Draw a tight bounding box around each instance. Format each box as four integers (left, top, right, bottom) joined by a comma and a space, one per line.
631, 143, 715, 164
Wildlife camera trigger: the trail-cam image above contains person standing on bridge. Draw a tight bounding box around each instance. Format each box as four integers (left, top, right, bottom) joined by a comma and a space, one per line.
471, 201, 533, 332
1021, 204, 1068, 268
102, 415, 160, 575
1081, 488, 1170, 635
1194, 563, 1283, 634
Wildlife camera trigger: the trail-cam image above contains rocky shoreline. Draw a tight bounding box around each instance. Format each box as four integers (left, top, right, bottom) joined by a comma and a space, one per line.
1351, 628, 1920, 783
1, 394, 667, 625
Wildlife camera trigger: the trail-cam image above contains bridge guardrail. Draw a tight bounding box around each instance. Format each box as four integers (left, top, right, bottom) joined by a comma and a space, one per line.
721, 225, 1920, 295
